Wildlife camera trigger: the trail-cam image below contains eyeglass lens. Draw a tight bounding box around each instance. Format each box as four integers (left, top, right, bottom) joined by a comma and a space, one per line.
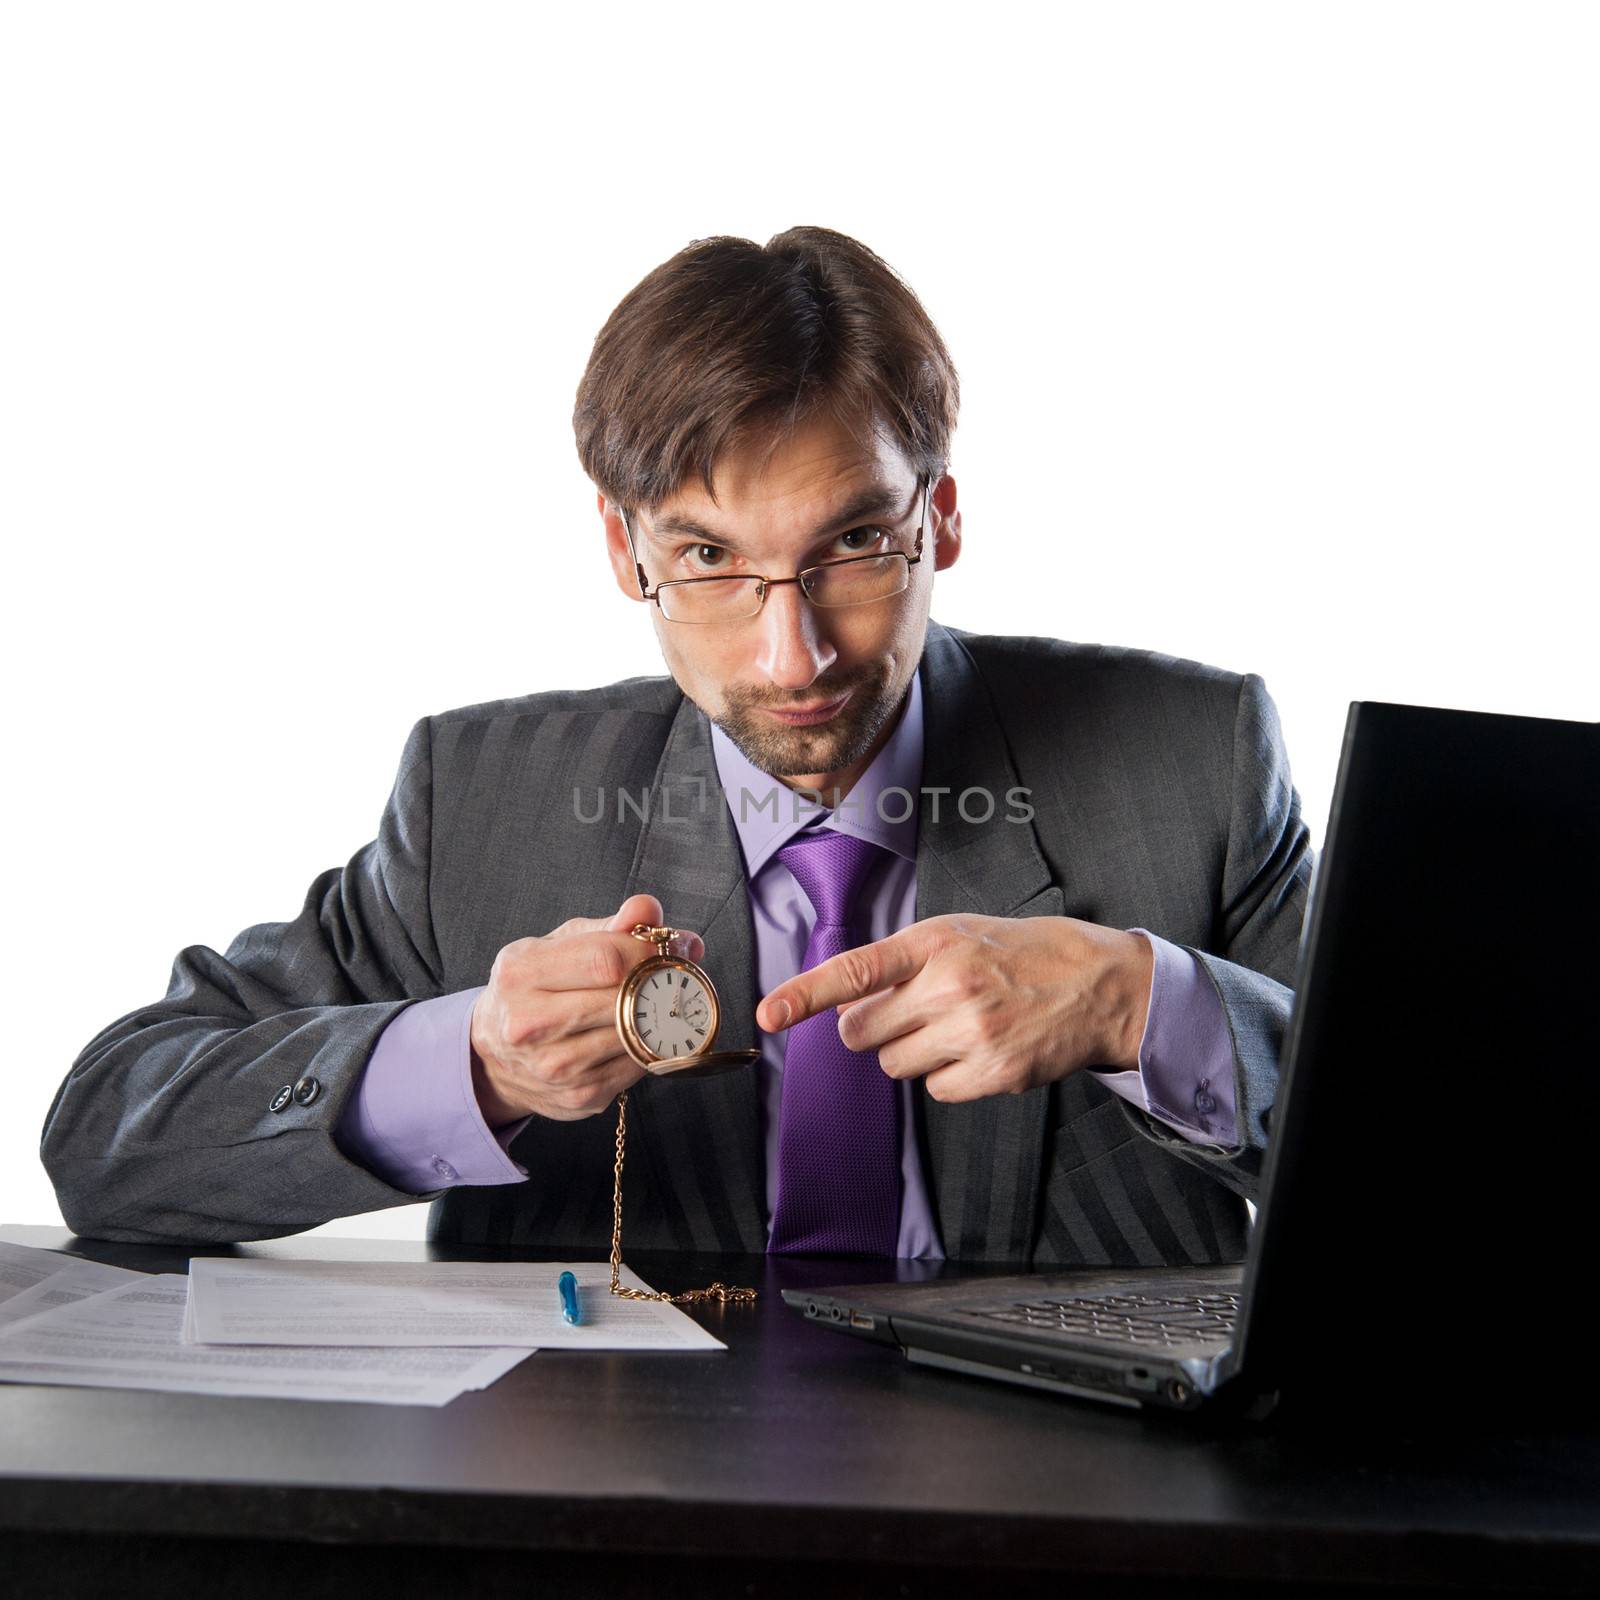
657, 552, 912, 623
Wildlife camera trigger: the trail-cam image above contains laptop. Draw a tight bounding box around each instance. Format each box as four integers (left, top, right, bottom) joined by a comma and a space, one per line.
783, 701, 1600, 1422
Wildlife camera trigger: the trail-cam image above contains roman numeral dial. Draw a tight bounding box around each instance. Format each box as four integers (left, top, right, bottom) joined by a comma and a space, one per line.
631, 967, 713, 1062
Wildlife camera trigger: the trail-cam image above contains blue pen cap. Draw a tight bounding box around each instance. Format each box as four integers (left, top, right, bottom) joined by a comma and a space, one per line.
558, 1270, 581, 1324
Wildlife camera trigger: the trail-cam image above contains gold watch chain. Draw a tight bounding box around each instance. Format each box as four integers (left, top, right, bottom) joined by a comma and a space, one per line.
608, 1090, 757, 1306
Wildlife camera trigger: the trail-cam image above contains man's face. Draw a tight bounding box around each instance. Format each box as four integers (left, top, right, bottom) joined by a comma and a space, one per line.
602, 412, 961, 799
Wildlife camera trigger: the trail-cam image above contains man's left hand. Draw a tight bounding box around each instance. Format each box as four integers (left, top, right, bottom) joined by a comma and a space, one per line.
755, 915, 1155, 1104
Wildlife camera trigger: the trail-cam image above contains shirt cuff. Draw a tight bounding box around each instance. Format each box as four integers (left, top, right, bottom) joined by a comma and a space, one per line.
1087, 930, 1240, 1148
333, 987, 532, 1192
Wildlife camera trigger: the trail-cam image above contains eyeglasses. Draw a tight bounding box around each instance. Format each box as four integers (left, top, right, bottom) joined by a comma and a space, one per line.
619, 478, 929, 625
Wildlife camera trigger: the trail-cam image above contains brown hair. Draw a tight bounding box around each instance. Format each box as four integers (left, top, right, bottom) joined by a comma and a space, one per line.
572, 226, 960, 517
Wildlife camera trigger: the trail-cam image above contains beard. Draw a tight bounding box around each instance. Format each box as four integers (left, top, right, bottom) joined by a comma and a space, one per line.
710, 657, 903, 781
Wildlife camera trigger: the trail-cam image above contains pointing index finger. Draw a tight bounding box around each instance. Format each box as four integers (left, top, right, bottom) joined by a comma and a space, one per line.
757, 925, 931, 1031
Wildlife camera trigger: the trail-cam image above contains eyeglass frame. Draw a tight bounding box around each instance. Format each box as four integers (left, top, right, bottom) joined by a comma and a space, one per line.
618, 475, 931, 624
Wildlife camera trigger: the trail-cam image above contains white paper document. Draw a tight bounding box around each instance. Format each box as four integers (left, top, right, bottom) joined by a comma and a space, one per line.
0, 1258, 148, 1332
0, 1276, 534, 1405
186, 1258, 728, 1350
0, 1241, 73, 1304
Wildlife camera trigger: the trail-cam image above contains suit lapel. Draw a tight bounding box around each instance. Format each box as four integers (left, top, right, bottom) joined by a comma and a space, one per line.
915, 621, 1062, 1261
623, 690, 768, 1253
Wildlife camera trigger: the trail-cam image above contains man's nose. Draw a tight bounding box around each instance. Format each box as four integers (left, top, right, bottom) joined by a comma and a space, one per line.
752, 579, 837, 689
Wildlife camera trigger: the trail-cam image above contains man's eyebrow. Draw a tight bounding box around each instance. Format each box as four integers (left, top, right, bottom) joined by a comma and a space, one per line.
647, 483, 908, 553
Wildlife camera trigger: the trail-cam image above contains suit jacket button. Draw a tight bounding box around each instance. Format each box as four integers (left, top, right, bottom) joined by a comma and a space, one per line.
270, 1084, 294, 1114
292, 1076, 322, 1107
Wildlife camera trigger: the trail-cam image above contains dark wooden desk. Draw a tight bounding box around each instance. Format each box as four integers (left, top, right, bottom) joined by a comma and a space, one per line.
1, 1226, 1596, 1598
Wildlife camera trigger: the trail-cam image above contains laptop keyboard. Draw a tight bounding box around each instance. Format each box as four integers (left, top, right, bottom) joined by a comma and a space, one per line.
971, 1290, 1240, 1349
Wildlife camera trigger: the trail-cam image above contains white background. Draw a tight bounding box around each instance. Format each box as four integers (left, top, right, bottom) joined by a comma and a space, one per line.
2, 2, 1594, 1239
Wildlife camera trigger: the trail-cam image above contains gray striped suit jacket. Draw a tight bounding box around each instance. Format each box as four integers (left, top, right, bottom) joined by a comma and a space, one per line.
43, 619, 1313, 1263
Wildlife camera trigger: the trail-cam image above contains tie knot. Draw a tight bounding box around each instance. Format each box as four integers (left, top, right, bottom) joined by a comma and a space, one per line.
776, 829, 889, 928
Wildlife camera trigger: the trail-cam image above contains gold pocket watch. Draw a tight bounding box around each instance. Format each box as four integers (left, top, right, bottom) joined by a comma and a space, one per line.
614, 924, 762, 1078
607, 924, 760, 1307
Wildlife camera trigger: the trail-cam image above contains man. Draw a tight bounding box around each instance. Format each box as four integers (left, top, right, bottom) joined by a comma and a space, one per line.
43, 227, 1312, 1262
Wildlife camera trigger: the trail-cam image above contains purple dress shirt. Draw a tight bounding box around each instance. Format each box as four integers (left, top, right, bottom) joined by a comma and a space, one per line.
335, 672, 1239, 1257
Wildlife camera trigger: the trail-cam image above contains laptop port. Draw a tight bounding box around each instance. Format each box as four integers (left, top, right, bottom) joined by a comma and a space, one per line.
850, 1313, 875, 1330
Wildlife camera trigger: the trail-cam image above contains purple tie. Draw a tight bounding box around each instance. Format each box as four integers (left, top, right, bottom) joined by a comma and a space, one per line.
767, 828, 901, 1257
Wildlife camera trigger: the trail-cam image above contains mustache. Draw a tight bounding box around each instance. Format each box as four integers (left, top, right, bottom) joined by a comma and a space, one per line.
732, 668, 884, 712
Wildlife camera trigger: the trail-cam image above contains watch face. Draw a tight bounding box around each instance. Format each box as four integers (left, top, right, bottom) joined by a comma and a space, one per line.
631, 963, 714, 1061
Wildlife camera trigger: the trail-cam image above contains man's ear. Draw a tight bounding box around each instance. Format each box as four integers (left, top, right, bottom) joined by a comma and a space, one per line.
931, 474, 962, 573
601, 495, 646, 602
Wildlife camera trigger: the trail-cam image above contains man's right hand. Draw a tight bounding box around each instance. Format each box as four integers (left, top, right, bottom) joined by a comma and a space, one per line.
468, 894, 703, 1128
